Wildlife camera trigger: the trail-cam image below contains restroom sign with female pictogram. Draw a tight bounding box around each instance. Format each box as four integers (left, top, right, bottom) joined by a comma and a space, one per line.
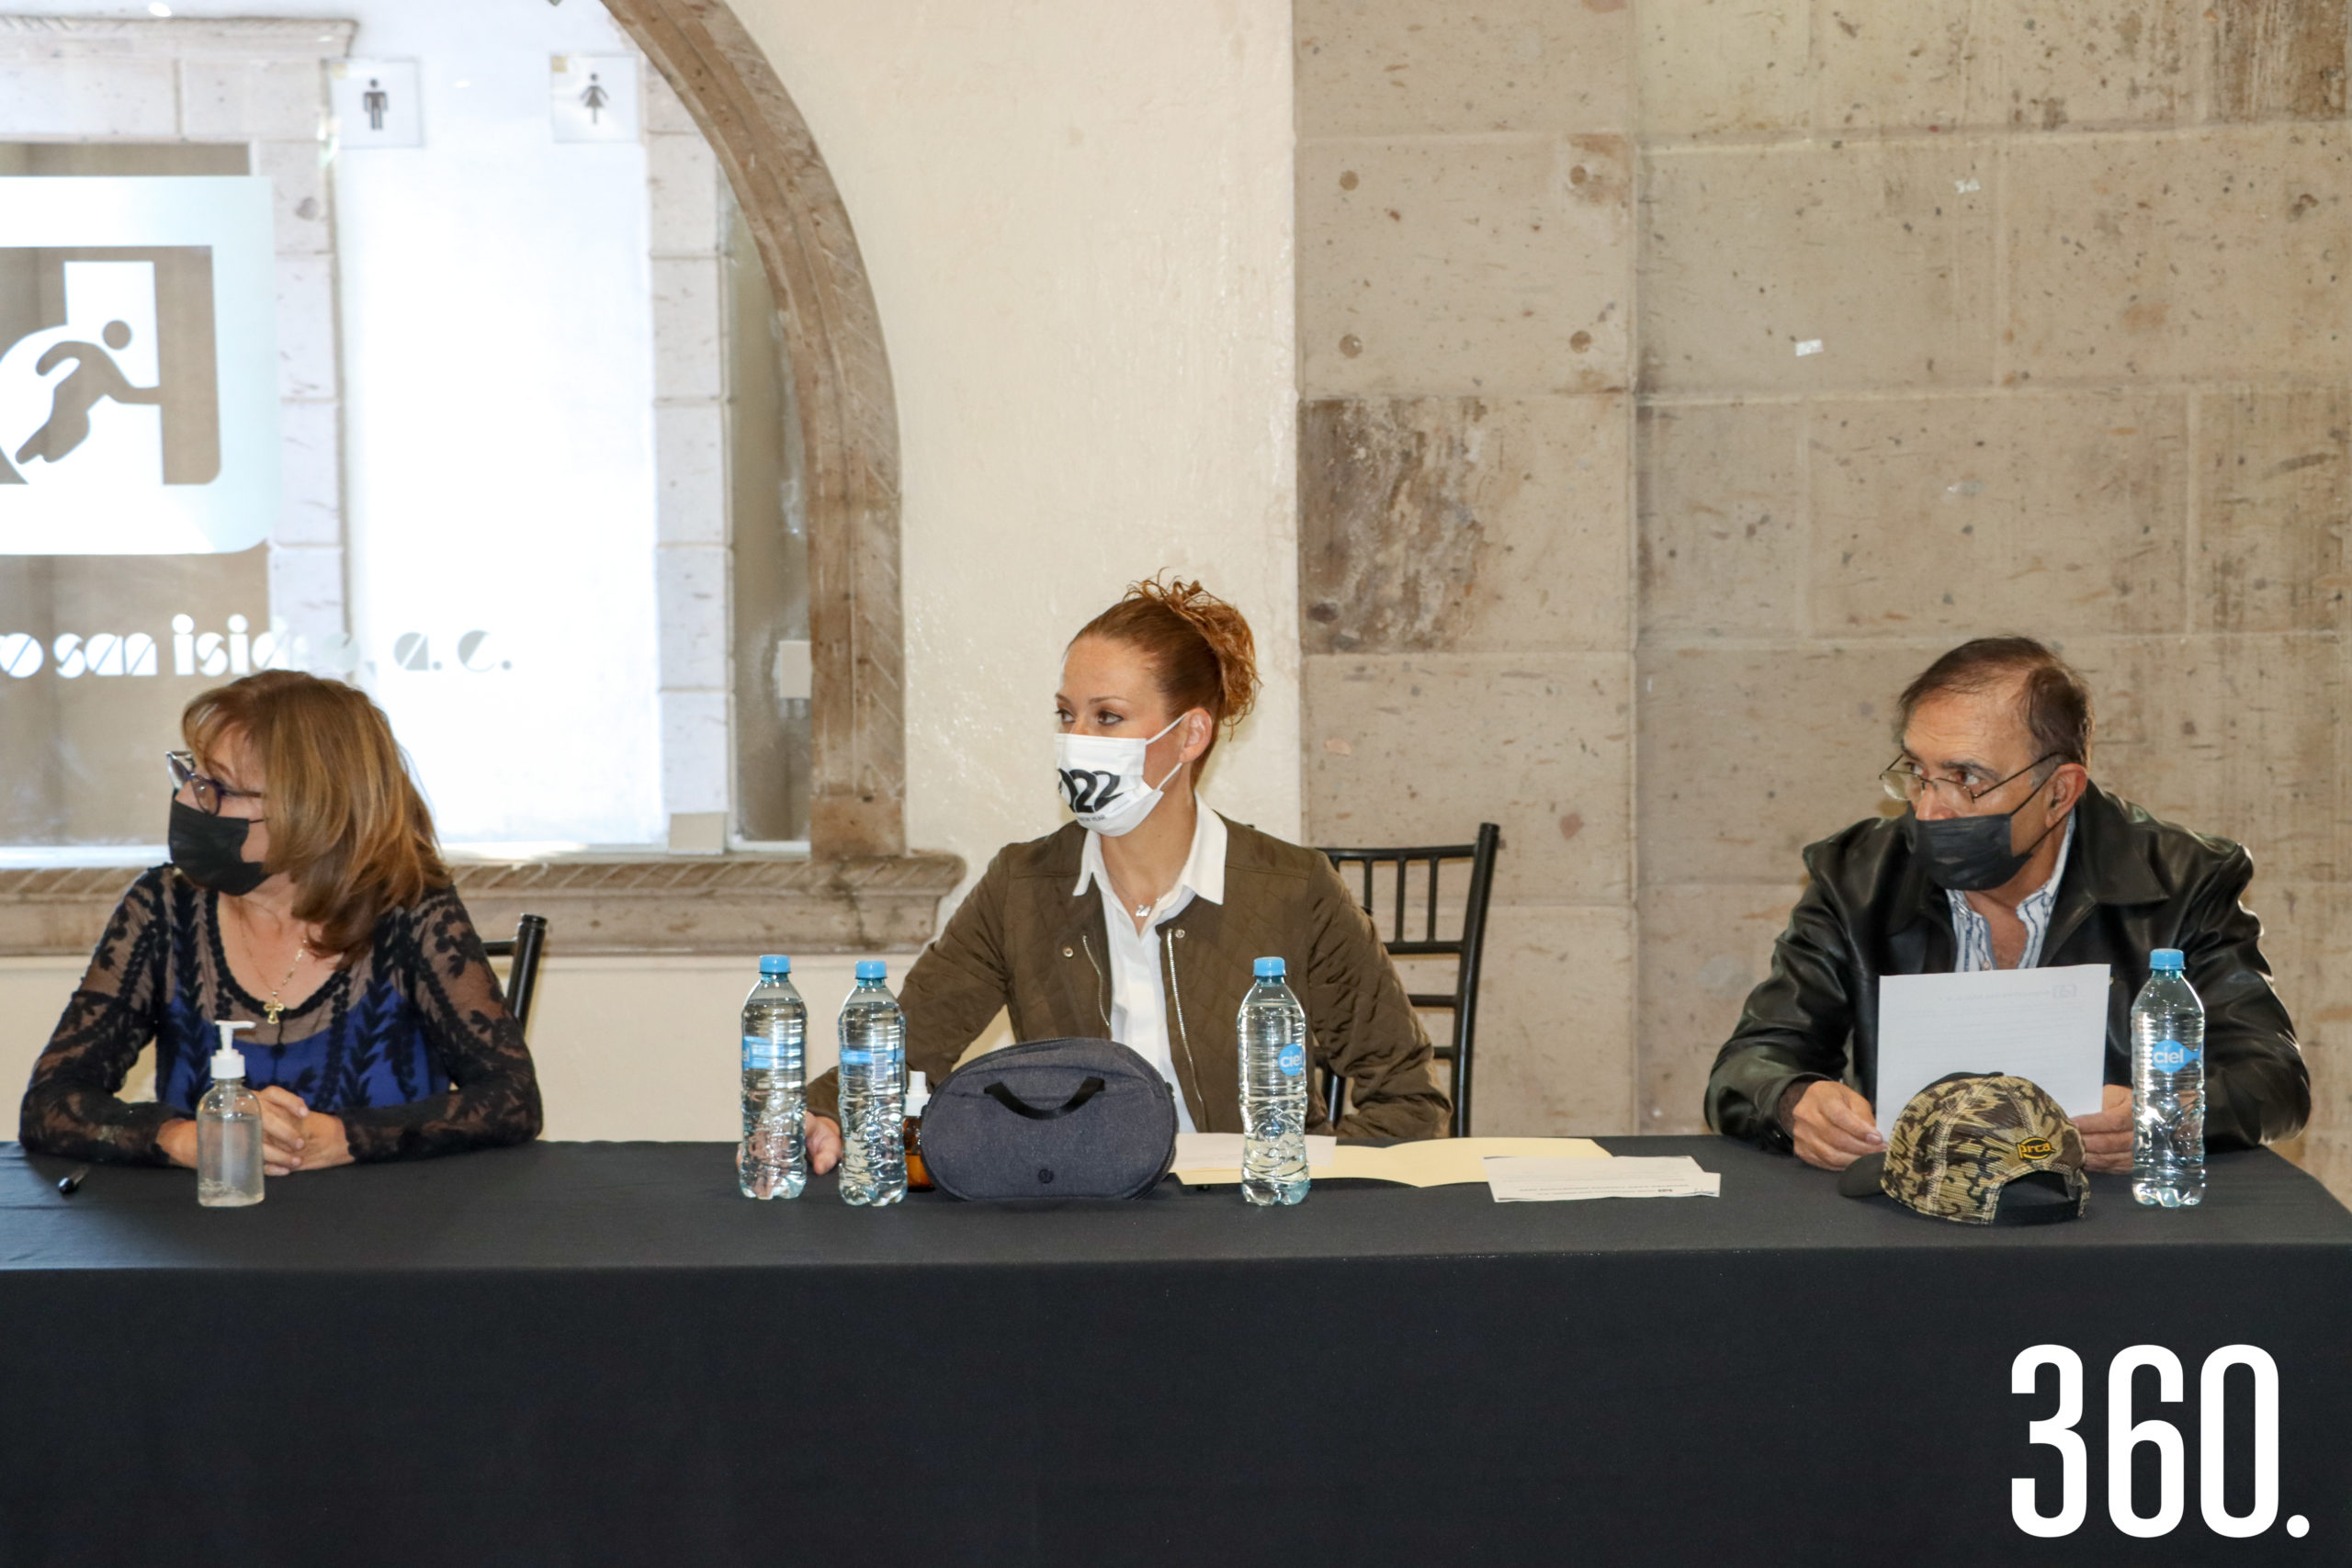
550, 56, 639, 142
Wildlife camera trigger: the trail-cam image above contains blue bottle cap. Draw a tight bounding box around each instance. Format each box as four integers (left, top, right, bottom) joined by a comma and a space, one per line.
854, 959, 887, 981
759, 954, 791, 976
2150, 947, 2185, 972
1253, 956, 1284, 979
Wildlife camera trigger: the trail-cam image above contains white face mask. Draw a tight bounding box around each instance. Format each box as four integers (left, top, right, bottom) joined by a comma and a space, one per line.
1056, 714, 1187, 838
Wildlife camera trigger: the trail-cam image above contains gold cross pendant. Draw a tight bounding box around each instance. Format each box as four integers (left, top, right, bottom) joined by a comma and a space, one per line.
264, 1002, 284, 1025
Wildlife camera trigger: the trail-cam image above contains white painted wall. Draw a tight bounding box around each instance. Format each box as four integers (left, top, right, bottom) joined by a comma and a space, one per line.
11, 1, 1298, 1141
729, 0, 1303, 873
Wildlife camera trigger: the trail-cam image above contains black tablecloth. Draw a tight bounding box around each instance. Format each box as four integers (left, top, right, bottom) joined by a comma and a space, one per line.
1, 1135, 2344, 1567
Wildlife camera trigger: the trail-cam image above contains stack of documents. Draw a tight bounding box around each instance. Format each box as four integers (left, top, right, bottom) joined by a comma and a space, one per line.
1875, 964, 2108, 1138
1171, 1133, 1338, 1183
1172, 1134, 1609, 1187
1482, 1155, 1718, 1202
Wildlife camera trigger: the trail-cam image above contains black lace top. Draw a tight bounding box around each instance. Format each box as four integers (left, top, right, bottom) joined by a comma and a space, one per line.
19, 866, 544, 1166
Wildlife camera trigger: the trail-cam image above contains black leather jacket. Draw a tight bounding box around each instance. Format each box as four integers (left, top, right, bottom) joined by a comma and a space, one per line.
1706, 783, 2309, 1153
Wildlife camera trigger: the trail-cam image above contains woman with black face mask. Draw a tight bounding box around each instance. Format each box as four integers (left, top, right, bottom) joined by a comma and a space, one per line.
18, 671, 543, 1173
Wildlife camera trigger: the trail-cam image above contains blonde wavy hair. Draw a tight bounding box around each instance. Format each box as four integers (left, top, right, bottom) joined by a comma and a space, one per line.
182, 671, 447, 958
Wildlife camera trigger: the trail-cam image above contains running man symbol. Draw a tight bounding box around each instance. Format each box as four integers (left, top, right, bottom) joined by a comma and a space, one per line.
363, 79, 390, 132
13, 321, 161, 468
580, 73, 609, 123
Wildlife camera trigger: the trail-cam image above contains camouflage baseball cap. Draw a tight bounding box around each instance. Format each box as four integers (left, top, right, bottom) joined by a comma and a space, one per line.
1838, 1071, 2089, 1225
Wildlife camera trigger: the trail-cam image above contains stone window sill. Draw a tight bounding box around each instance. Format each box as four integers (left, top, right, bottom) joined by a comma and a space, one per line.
0, 852, 965, 958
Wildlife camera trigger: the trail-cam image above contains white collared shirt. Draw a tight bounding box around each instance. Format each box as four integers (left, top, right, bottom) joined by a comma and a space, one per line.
1074, 803, 1227, 1134
1948, 815, 2076, 972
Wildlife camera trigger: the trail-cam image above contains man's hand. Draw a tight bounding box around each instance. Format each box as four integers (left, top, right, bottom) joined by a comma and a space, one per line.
2072, 1083, 2132, 1175
1789, 1080, 1884, 1170
806, 1113, 842, 1176
255, 1087, 311, 1176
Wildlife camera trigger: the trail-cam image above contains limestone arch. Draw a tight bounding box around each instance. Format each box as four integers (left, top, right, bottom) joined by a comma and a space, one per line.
603, 0, 905, 857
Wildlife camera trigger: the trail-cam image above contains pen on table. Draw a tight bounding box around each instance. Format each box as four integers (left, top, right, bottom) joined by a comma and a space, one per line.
56, 1165, 90, 1197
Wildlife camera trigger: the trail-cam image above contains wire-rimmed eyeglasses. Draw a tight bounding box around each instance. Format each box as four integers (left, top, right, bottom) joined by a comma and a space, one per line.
166, 750, 266, 818
1878, 751, 2058, 811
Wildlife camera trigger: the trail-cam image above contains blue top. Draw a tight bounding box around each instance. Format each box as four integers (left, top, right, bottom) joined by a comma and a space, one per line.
155, 974, 439, 1115
20, 865, 543, 1167
759, 954, 792, 976
854, 959, 887, 981
1253, 956, 1285, 979
2150, 947, 2186, 972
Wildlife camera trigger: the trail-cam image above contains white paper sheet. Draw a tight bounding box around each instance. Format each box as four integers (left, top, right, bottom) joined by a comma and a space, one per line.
1483, 1155, 1720, 1202
1171, 1133, 1336, 1179
1873, 964, 2109, 1138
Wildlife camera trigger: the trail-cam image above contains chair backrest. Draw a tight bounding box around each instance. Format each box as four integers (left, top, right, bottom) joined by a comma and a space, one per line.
479, 912, 548, 1036
1316, 824, 1501, 1139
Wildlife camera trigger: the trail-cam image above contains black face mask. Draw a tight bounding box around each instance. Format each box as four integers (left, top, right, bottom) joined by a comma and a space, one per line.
168, 800, 270, 897
1904, 791, 2063, 893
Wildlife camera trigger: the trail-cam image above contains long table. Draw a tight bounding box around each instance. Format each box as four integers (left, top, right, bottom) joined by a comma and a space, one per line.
0, 1135, 2343, 1567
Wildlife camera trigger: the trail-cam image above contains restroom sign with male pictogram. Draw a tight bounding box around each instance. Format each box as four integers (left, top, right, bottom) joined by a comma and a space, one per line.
0, 176, 279, 554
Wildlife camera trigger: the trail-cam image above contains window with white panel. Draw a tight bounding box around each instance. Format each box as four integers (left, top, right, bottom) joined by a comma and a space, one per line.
0, 0, 809, 862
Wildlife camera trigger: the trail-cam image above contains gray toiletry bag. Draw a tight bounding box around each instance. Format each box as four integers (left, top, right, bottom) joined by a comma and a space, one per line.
920, 1038, 1177, 1201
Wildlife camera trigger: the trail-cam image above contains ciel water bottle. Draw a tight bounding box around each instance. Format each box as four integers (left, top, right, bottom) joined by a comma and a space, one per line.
1238, 956, 1310, 1207
197, 1021, 263, 1208
2132, 946, 2206, 1208
837, 960, 907, 1207
739, 954, 808, 1200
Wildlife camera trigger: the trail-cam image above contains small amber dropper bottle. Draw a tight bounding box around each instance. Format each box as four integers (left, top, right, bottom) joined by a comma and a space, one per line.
904, 1070, 933, 1190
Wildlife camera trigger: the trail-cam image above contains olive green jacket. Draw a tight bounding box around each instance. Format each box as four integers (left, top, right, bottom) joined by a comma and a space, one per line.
808, 818, 1448, 1139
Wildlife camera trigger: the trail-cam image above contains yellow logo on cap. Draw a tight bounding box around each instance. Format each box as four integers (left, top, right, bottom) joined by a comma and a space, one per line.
2017, 1136, 2055, 1160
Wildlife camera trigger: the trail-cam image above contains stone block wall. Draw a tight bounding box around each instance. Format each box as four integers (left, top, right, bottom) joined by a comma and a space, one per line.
1298, 0, 2352, 1198
1296, 0, 1637, 1134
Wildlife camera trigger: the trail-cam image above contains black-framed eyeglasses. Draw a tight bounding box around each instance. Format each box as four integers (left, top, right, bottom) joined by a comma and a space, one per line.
166, 750, 266, 819
1879, 751, 2059, 810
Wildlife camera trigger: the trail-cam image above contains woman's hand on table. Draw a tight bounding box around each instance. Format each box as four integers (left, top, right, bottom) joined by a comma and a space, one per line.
254, 1089, 352, 1174
296, 1108, 353, 1171
254, 1088, 312, 1174
805, 1113, 842, 1175
156, 1118, 198, 1169
157, 1095, 351, 1174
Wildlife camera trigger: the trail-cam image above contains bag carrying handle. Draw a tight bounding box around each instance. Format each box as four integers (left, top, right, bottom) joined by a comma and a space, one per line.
984, 1077, 1108, 1122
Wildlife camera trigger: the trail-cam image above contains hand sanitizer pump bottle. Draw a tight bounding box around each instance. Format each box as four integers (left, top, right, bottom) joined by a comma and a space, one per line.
198, 1021, 264, 1208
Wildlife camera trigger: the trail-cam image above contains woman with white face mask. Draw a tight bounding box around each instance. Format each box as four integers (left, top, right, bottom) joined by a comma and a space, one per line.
801, 576, 1446, 1172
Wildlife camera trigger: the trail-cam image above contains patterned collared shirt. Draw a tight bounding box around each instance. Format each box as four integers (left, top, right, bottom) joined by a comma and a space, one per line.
1947, 815, 2076, 972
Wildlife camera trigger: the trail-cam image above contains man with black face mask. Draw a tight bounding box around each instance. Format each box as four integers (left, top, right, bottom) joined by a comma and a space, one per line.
1704, 637, 2309, 1173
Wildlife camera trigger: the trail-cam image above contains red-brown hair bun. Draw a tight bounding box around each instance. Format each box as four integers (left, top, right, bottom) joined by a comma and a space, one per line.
1074, 574, 1260, 770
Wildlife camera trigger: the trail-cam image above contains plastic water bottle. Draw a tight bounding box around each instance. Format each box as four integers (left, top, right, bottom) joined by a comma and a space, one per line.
739, 954, 808, 1200
198, 1021, 263, 1208
2132, 946, 2206, 1208
1238, 956, 1310, 1207
837, 959, 906, 1206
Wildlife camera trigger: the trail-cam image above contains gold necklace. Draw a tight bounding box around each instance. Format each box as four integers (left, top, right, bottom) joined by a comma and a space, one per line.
262, 942, 311, 1025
